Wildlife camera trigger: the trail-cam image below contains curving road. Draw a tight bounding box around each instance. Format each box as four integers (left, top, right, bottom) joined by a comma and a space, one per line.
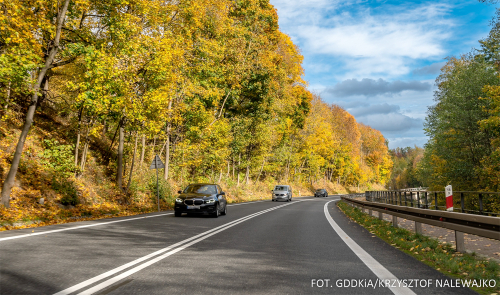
0, 196, 478, 294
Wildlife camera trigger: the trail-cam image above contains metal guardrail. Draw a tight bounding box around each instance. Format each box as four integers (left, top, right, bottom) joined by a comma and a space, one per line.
366, 190, 500, 217
342, 193, 365, 199
341, 197, 500, 241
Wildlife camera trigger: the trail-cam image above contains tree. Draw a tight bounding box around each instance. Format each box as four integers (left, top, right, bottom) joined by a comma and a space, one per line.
421, 55, 499, 190
1, 0, 73, 207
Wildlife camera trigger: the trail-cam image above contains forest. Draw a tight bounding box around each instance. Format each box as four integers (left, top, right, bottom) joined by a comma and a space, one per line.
0, 0, 392, 226
409, 8, 500, 193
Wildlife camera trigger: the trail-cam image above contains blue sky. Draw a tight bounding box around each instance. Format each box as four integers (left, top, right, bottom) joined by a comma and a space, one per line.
269, 0, 498, 149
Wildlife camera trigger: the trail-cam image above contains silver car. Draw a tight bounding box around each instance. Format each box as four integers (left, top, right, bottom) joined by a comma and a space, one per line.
272, 185, 292, 202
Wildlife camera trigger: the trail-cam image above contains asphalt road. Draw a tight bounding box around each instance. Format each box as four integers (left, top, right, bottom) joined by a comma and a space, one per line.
0, 196, 478, 295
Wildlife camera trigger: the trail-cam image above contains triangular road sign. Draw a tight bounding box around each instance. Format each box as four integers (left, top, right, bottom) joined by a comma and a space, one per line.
149, 155, 165, 169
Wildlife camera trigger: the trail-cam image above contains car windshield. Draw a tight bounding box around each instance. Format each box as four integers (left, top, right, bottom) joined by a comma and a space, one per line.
274, 186, 287, 191
316, 189, 323, 192
183, 185, 217, 194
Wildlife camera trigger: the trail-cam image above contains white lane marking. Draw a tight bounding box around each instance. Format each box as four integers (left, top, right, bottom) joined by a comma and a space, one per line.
324, 200, 416, 295
54, 200, 303, 295
0, 213, 172, 242
228, 200, 266, 206
1, 199, 281, 242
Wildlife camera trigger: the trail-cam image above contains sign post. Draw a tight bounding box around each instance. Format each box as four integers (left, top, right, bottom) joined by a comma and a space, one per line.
445, 185, 453, 212
149, 155, 165, 212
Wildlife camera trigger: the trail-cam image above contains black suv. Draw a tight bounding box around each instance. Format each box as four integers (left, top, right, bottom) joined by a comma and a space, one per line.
174, 183, 227, 217
314, 189, 328, 198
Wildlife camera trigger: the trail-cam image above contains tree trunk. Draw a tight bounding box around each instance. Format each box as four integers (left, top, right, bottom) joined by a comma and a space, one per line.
104, 118, 121, 164
74, 132, 81, 166
245, 165, 249, 185
79, 141, 89, 173
79, 120, 91, 174
4, 82, 11, 111
139, 135, 145, 168
126, 133, 138, 192
74, 106, 85, 169
232, 156, 235, 180
256, 157, 265, 183
1, 0, 71, 208
218, 169, 222, 183
237, 153, 241, 186
102, 119, 107, 137
117, 122, 124, 190
164, 99, 172, 180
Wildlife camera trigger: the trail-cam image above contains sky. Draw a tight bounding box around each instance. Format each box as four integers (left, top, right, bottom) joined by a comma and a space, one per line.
269, 0, 499, 149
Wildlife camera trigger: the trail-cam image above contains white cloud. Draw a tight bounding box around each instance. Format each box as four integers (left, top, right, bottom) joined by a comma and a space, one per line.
328, 78, 431, 97
412, 61, 447, 76
348, 103, 400, 117
270, 0, 460, 148
356, 112, 423, 133
273, 1, 454, 78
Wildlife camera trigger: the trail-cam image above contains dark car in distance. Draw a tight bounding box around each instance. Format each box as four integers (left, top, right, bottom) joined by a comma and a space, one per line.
314, 189, 328, 198
174, 183, 227, 217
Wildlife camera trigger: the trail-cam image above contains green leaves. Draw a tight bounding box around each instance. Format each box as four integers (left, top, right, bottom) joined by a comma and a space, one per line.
40, 139, 77, 178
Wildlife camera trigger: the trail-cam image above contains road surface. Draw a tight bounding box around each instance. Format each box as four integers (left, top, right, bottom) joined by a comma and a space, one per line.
0, 196, 478, 294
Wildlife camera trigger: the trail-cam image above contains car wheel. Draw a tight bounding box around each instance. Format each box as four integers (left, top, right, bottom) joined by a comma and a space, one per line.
175, 211, 182, 217
213, 204, 220, 218
221, 204, 227, 216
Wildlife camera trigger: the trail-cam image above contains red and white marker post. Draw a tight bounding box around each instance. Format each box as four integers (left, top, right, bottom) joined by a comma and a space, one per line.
445, 185, 453, 212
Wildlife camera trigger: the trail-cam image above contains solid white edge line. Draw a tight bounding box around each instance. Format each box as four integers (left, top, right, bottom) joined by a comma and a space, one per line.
1, 199, 280, 242
324, 200, 416, 295
54, 200, 303, 295
0, 213, 172, 242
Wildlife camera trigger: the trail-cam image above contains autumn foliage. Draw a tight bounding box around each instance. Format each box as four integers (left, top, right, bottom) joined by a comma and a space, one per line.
0, 0, 392, 227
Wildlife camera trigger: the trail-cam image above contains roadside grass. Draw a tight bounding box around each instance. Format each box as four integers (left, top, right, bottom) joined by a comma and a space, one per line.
337, 201, 500, 295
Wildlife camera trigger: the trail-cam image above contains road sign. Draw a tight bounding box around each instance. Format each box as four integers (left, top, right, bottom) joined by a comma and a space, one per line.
150, 155, 164, 212
149, 154, 165, 169
445, 185, 453, 212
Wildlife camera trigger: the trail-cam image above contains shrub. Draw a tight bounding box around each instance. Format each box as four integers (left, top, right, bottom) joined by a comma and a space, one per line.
52, 177, 79, 206
40, 139, 76, 178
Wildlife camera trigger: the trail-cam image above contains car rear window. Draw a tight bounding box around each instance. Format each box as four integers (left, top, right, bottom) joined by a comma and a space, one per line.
274, 186, 287, 191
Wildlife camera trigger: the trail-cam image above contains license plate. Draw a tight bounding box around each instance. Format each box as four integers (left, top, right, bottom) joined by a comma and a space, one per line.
187, 206, 200, 209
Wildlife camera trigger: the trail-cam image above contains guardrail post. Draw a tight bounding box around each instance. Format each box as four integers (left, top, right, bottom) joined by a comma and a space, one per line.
479, 194, 483, 215
378, 211, 383, 220
417, 191, 420, 208
434, 192, 438, 210
415, 221, 422, 234
392, 215, 398, 228
369, 209, 372, 216
399, 191, 402, 206
411, 192, 414, 207
455, 231, 465, 252
424, 192, 428, 209
461, 193, 464, 213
